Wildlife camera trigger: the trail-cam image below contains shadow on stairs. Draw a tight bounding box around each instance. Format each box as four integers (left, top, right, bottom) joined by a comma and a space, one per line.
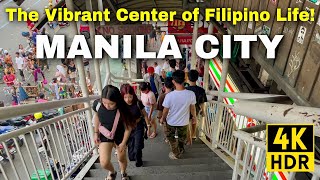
83, 130, 232, 180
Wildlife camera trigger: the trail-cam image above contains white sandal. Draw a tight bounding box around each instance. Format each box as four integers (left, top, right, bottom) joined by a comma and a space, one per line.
106, 171, 117, 180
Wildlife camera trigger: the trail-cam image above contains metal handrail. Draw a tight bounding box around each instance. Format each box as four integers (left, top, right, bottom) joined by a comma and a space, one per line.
233, 130, 266, 150
201, 98, 320, 180
110, 73, 144, 83
0, 95, 99, 121
0, 104, 96, 180
0, 108, 88, 142
0, 93, 100, 179
232, 129, 320, 180
233, 100, 320, 137
207, 91, 289, 100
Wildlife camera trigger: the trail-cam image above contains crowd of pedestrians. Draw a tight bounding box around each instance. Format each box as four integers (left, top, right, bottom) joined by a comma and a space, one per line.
93, 59, 207, 180
0, 19, 95, 106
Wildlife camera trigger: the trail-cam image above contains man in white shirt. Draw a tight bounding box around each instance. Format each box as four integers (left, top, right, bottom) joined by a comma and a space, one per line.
154, 61, 162, 75
161, 70, 197, 159
15, 52, 25, 81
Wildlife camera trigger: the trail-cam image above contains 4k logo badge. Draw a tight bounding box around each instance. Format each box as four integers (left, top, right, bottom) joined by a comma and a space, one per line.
266, 124, 314, 172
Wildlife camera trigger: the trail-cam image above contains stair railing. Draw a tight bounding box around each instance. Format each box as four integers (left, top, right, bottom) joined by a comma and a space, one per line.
109, 73, 144, 96
232, 129, 268, 180
231, 100, 320, 180
0, 96, 99, 180
233, 129, 320, 180
200, 92, 274, 166
201, 92, 319, 180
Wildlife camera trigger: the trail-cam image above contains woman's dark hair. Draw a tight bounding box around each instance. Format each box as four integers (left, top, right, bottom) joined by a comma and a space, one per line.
164, 77, 174, 89
140, 82, 151, 91
120, 84, 139, 105
101, 85, 134, 128
169, 59, 176, 68
39, 93, 45, 99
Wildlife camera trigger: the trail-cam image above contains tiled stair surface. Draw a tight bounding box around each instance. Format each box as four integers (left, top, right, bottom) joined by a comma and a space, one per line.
83, 129, 232, 180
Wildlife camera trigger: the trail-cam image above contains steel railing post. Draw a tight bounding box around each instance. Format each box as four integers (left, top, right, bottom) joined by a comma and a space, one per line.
212, 58, 229, 147
85, 0, 102, 95
65, 0, 97, 155
201, 22, 213, 139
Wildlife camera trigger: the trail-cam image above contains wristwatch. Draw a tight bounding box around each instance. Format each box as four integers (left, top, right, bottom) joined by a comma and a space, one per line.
147, 124, 151, 127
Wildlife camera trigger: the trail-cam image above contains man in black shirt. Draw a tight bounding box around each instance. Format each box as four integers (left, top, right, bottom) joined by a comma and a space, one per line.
186, 70, 207, 144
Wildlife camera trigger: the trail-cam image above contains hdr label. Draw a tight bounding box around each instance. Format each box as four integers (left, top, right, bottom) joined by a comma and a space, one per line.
266, 124, 314, 172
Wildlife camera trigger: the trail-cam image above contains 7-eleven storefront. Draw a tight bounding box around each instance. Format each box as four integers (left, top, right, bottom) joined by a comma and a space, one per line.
209, 57, 289, 180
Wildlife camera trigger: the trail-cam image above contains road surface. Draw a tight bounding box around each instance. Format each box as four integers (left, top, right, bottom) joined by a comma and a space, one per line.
0, 0, 123, 106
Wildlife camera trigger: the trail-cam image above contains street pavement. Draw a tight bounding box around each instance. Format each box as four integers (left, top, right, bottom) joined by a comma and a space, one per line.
0, 1, 123, 178
0, 0, 123, 106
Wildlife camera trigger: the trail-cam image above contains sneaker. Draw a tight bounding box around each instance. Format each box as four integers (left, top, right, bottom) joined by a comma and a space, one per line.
169, 152, 178, 160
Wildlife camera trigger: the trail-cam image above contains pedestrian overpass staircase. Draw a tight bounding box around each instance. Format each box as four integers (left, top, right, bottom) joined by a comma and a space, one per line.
84, 132, 232, 180
0, 75, 319, 180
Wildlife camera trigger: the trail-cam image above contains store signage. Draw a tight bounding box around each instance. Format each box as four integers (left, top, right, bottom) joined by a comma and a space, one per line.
96, 24, 153, 35
175, 36, 193, 45
168, 19, 211, 34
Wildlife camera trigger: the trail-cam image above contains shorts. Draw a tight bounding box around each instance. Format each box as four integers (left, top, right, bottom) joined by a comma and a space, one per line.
145, 106, 157, 119
99, 133, 123, 145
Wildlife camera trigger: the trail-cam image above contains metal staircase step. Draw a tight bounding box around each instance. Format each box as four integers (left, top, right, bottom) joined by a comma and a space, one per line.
95, 145, 215, 163
183, 146, 213, 153
83, 170, 232, 180
86, 163, 232, 177
84, 130, 233, 180
91, 156, 226, 169
145, 139, 208, 146
129, 171, 233, 180
109, 151, 218, 162
180, 151, 218, 159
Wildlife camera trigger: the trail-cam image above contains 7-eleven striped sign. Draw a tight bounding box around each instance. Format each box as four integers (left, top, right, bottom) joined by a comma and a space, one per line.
208, 58, 239, 104
208, 58, 288, 180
